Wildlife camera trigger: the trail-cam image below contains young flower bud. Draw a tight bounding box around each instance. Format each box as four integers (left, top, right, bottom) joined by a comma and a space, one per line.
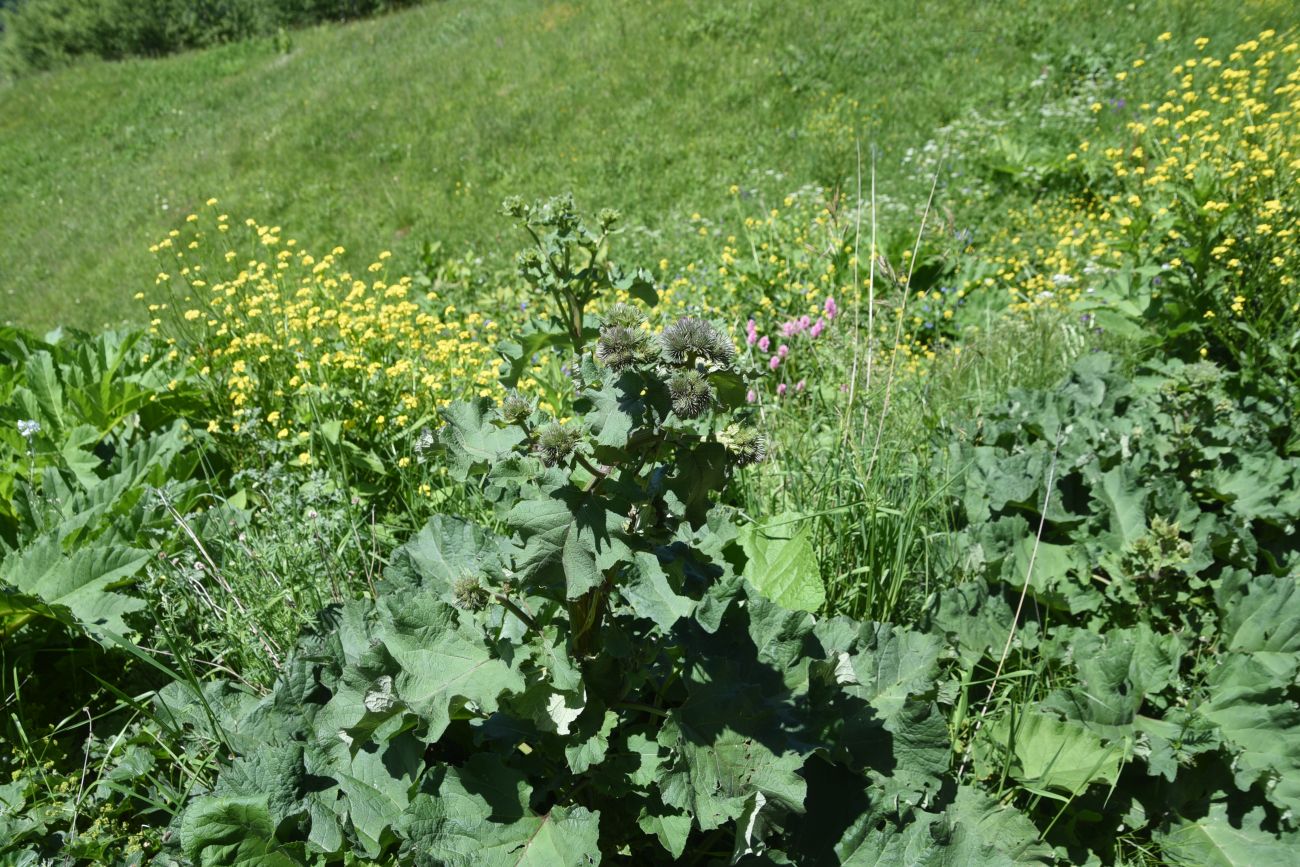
598, 208, 621, 231
516, 248, 544, 278
501, 196, 528, 219
453, 576, 490, 612
600, 302, 647, 330
533, 422, 583, 467
499, 390, 535, 425
660, 317, 736, 369
719, 423, 767, 466
667, 369, 714, 419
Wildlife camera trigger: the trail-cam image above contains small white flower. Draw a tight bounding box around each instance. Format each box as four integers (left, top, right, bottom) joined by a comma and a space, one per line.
413, 427, 436, 454
17, 419, 40, 439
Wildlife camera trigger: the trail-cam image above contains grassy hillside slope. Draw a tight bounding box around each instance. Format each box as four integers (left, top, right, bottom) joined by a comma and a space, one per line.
0, 0, 1287, 329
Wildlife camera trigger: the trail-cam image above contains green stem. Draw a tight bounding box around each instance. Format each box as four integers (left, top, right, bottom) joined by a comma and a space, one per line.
616, 701, 669, 719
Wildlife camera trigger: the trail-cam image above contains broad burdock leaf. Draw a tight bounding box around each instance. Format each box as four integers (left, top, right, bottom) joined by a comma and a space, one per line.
739, 513, 825, 612
1218, 572, 1300, 655
383, 515, 505, 596
576, 367, 646, 454
977, 711, 1123, 798
1196, 653, 1300, 817
927, 579, 1018, 663
398, 761, 600, 867
656, 721, 808, 833
656, 591, 821, 831
180, 795, 306, 867
506, 492, 629, 599
1040, 624, 1184, 739
313, 595, 525, 754
1089, 464, 1148, 548
826, 622, 944, 721
620, 550, 694, 629
332, 733, 423, 858
1134, 709, 1223, 782
565, 710, 617, 773
834, 785, 1055, 865
0, 535, 149, 638
637, 807, 693, 860
206, 743, 308, 832
1156, 802, 1300, 867
437, 398, 526, 480
813, 621, 950, 789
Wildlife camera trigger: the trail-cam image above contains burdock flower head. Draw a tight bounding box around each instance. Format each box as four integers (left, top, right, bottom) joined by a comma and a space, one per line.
597, 327, 657, 371
601, 303, 647, 330
533, 422, 583, 467
660, 317, 735, 369
666, 369, 714, 419
719, 423, 767, 466
499, 390, 536, 425
595, 303, 658, 371
453, 575, 490, 612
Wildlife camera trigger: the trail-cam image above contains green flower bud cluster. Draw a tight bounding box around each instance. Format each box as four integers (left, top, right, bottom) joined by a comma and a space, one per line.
532, 421, 583, 467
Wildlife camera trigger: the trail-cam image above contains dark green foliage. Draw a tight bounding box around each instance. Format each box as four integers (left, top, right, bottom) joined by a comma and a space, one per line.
934, 352, 1300, 861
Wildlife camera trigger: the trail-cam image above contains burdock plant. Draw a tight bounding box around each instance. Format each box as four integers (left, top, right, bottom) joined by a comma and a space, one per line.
179, 198, 969, 867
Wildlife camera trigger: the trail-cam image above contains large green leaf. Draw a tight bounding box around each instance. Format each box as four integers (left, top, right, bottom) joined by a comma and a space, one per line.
507, 493, 628, 599
399, 765, 601, 867
1197, 654, 1300, 816
657, 593, 817, 831
22, 350, 65, 436
835, 785, 1055, 865
384, 515, 503, 595
928, 580, 1017, 663
180, 796, 305, 867
1156, 802, 1299, 867
1041, 625, 1183, 738
0, 534, 148, 637
822, 622, 950, 787
657, 721, 807, 833
1219, 573, 1300, 655
438, 399, 526, 480
1090, 464, 1147, 548
981, 712, 1123, 798
620, 550, 694, 629
315, 596, 525, 752
576, 368, 644, 454
739, 513, 824, 612
334, 733, 423, 858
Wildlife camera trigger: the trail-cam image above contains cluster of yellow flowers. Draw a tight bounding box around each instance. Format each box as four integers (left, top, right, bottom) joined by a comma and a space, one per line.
974, 30, 1300, 349
139, 31, 1297, 456
144, 201, 499, 463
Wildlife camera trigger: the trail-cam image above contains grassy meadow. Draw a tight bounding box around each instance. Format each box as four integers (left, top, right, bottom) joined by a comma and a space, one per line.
3, 0, 1300, 864
0, 0, 1283, 329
